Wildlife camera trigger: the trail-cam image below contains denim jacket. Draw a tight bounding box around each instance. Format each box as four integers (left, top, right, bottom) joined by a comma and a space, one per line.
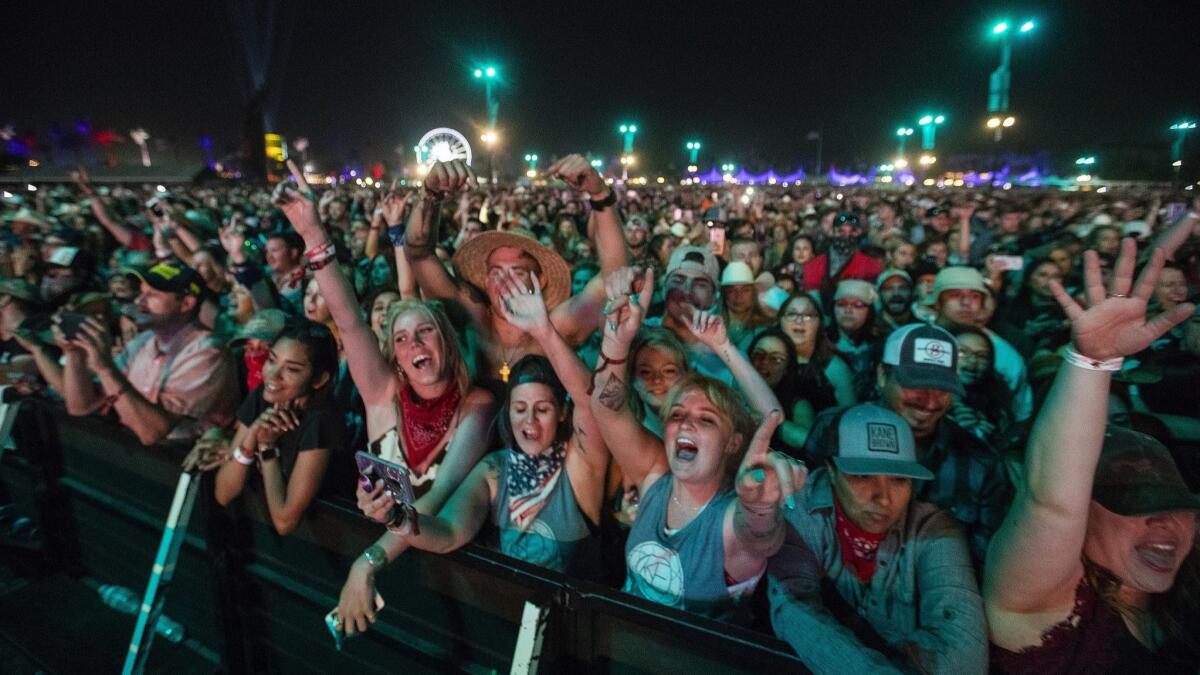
767, 468, 987, 675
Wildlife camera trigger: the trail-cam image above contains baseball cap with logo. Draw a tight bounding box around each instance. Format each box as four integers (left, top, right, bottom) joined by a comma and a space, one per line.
882, 323, 964, 396
1093, 426, 1200, 516
128, 261, 203, 297
666, 245, 720, 286
833, 403, 934, 480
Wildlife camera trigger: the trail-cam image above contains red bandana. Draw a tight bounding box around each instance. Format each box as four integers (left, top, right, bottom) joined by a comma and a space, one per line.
399, 385, 461, 472
833, 496, 887, 583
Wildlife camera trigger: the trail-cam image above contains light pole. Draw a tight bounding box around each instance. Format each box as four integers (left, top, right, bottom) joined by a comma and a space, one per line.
918, 115, 945, 151
685, 140, 701, 172
895, 127, 914, 158
472, 65, 500, 129
986, 115, 1016, 142
1171, 121, 1196, 184
480, 131, 498, 185
987, 19, 1035, 138
619, 124, 638, 179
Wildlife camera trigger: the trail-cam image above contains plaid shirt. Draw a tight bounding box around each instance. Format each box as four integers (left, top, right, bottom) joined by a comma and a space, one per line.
802, 406, 1014, 566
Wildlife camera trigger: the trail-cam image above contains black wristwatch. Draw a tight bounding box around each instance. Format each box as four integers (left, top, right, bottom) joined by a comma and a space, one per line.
258, 446, 280, 464
588, 189, 617, 212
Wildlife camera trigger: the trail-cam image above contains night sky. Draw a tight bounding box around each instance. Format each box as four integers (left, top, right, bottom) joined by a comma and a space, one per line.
4, 1, 1200, 175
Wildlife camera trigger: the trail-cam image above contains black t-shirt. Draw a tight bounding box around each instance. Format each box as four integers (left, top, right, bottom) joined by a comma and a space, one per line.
236, 386, 347, 481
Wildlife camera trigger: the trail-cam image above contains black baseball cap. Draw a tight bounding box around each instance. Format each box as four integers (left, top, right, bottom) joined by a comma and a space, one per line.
128, 261, 203, 297
881, 323, 964, 396
1093, 427, 1200, 516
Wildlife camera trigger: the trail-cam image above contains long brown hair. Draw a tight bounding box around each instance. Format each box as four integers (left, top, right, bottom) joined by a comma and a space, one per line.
1084, 546, 1200, 657
780, 293, 835, 368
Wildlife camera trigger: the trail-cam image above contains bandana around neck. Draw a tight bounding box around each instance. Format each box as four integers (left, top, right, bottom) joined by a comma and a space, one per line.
507, 442, 566, 532
399, 384, 461, 472
833, 495, 888, 583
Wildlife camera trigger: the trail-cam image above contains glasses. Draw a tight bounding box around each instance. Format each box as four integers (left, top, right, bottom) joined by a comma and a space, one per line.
958, 347, 991, 361
835, 299, 868, 310
782, 311, 820, 323
751, 350, 788, 366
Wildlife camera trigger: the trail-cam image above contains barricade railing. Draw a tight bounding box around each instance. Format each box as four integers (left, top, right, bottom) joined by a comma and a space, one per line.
2, 399, 807, 673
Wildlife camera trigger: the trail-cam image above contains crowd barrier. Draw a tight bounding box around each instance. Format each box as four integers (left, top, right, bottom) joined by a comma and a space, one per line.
0, 398, 808, 673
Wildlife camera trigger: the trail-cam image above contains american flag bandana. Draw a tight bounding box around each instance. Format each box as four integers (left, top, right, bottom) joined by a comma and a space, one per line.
506, 443, 566, 532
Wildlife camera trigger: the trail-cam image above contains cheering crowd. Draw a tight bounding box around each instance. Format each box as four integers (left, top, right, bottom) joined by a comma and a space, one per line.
1, 154, 1198, 672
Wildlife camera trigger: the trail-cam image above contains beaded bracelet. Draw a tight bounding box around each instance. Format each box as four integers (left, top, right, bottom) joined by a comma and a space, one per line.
1062, 345, 1124, 372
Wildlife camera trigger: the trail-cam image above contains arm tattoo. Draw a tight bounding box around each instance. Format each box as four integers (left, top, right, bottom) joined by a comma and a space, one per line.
597, 373, 628, 412
404, 205, 438, 260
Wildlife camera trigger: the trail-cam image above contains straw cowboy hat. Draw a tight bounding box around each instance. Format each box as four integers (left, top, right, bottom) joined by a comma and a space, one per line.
451, 228, 572, 309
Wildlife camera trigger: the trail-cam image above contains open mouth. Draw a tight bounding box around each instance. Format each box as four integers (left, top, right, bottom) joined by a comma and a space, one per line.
520, 428, 540, 443
1136, 542, 1178, 573
674, 436, 698, 461
411, 354, 432, 370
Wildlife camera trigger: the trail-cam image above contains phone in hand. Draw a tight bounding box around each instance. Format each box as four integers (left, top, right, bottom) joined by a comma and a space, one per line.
325, 592, 385, 651
993, 255, 1024, 271
355, 451, 416, 507
707, 224, 726, 256
56, 312, 91, 341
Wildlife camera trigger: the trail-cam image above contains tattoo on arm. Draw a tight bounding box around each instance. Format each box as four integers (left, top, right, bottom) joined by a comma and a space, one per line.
572, 424, 587, 454
597, 374, 628, 412
405, 205, 438, 259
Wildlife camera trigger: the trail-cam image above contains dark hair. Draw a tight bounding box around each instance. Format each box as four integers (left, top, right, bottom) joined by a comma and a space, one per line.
747, 327, 801, 408
267, 230, 304, 252
272, 319, 339, 399
496, 354, 571, 451
780, 293, 835, 368
949, 325, 1011, 413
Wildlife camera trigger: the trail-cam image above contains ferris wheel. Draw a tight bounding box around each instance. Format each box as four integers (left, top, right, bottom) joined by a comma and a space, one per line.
415, 128, 473, 167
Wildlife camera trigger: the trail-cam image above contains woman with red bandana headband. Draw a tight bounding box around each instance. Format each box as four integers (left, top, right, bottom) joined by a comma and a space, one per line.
228, 308, 288, 393
273, 160, 496, 638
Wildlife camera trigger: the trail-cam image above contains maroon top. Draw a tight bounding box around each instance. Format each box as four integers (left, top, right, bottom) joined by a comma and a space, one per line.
991, 575, 1192, 674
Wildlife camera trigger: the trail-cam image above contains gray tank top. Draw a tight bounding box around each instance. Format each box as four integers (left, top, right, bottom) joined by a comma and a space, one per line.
491, 451, 599, 579
623, 473, 744, 622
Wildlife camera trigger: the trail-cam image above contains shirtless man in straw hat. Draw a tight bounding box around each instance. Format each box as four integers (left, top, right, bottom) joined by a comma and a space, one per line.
404, 156, 629, 384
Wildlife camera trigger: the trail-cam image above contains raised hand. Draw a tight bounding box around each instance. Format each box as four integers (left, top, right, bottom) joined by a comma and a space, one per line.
380, 179, 408, 225
686, 309, 730, 350
735, 411, 806, 510
546, 154, 606, 197
1049, 238, 1193, 361
602, 267, 653, 349
251, 402, 300, 448
423, 160, 478, 197
72, 317, 116, 373
496, 270, 551, 338
274, 159, 325, 243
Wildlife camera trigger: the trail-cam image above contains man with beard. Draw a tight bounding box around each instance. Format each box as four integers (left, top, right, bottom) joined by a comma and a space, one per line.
59, 261, 237, 445
802, 213, 883, 294
801, 323, 1013, 565
642, 245, 735, 384
875, 269, 915, 333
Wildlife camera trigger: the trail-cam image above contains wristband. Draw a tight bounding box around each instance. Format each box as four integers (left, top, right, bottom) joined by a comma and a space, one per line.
386, 223, 407, 247
588, 189, 617, 212
232, 446, 257, 466
362, 544, 388, 571
304, 240, 337, 272
1062, 345, 1124, 372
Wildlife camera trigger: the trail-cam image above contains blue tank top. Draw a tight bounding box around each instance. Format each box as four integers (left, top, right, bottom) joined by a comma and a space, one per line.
623, 473, 745, 622
491, 451, 600, 579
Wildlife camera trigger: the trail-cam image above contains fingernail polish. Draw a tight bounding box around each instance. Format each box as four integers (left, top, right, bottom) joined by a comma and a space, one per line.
786, 495, 796, 510
751, 468, 765, 482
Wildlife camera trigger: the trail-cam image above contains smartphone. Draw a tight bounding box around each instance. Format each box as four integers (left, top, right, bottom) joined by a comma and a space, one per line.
57, 312, 91, 340
993, 255, 1024, 271
325, 593, 385, 651
707, 225, 726, 256
1165, 202, 1187, 224
355, 451, 416, 507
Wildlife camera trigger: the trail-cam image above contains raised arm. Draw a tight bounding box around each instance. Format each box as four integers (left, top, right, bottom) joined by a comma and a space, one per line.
274, 160, 394, 404
496, 269, 609, 521
590, 267, 668, 491
379, 185, 418, 299
1151, 207, 1198, 263
403, 162, 485, 317
985, 239, 1192, 622
724, 411, 804, 580
546, 155, 629, 342
685, 311, 783, 417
